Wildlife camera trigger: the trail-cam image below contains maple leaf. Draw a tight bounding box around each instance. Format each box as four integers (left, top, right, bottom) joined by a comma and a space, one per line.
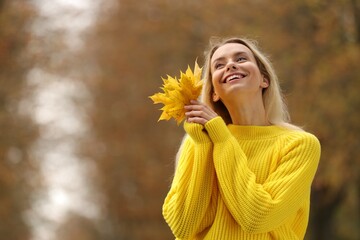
149, 61, 203, 125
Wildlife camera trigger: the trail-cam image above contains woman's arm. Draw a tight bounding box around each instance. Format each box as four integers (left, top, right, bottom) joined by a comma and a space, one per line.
162, 122, 217, 239
205, 117, 321, 234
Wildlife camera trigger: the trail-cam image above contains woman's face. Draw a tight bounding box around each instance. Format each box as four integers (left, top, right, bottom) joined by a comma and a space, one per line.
210, 43, 268, 102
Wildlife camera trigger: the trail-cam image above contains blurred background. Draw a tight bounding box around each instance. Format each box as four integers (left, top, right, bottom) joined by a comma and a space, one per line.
1, 0, 359, 239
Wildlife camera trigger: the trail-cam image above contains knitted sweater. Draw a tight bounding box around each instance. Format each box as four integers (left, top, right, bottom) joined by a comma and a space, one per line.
163, 117, 321, 240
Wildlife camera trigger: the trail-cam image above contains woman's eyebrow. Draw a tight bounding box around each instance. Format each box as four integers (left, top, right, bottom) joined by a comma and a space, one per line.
211, 56, 225, 65
211, 51, 249, 65
233, 51, 249, 56
212, 51, 250, 64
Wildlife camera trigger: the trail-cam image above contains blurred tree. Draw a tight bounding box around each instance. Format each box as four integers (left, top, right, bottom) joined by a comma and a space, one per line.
267, 1, 360, 239
82, 0, 360, 239
351, 0, 360, 43
0, 0, 39, 239
55, 212, 102, 240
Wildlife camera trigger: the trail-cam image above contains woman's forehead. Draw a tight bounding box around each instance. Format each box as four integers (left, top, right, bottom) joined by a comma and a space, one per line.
211, 43, 253, 62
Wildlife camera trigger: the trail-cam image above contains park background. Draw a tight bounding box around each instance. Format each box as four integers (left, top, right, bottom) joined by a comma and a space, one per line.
1, 0, 359, 239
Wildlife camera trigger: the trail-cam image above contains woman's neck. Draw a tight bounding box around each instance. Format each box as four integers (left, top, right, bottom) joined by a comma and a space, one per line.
224, 95, 269, 126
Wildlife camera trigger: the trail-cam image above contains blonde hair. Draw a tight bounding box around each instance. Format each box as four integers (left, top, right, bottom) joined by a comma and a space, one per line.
201, 37, 300, 130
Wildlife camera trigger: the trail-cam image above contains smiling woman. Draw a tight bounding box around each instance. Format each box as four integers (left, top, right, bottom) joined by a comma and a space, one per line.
209, 43, 269, 126
201, 37, 289, 127
162, 37, 321, 240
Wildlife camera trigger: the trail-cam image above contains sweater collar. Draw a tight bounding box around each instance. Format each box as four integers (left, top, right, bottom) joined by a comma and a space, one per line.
227, 124, 287, 139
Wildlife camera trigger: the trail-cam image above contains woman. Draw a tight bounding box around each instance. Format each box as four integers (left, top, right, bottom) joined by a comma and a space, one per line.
162, 37, 321, 240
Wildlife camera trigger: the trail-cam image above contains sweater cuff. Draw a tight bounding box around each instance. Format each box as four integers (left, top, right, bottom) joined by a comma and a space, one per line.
205, 116, 232, 143
184, 121, 211, 143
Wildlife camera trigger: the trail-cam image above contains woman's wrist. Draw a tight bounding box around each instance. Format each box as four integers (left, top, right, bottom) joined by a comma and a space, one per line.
184, 121, 211, 143
205, 117, 232, 143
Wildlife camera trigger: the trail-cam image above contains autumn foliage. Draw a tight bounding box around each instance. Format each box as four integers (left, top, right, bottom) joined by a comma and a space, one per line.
0, 1, 39, 239
0, 0, 359, 239
150, 61, 202, 124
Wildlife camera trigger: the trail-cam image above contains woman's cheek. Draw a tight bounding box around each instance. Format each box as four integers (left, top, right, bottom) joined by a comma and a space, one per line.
212, 72, 223, 86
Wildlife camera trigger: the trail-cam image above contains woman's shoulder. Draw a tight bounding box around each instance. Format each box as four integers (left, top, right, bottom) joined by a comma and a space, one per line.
277, 126, 321, 150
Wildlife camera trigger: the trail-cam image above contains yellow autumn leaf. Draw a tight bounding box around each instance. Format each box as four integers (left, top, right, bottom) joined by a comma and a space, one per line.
149, 61, 203, 125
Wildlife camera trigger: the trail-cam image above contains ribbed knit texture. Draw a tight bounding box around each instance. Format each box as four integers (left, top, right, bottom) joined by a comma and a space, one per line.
163, 117, 321, 240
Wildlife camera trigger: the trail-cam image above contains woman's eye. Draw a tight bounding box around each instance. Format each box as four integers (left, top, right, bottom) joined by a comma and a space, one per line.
237, 57, 246, 62
215, 63, 223, 69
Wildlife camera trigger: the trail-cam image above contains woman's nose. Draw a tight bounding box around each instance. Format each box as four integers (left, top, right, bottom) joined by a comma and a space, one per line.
226, 62, 238, 71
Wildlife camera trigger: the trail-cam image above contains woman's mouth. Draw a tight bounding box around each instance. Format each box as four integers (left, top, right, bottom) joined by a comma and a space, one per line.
224, 73, 247, 83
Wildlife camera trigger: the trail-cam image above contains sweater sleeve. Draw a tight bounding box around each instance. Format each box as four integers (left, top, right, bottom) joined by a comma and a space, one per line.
205, 117, 321, 234
162, 121, 217, 239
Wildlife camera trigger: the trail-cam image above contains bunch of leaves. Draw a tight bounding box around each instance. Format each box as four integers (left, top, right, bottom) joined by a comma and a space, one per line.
150, 61, 203, 125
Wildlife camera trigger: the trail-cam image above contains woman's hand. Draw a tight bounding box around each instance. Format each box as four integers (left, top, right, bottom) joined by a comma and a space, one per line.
184, 100, 218, 125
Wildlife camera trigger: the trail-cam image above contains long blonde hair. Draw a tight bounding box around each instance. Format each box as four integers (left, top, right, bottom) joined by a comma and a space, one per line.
201, 37, 300, 130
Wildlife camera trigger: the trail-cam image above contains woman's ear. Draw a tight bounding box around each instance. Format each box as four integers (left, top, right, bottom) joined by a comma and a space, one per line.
212, 92, 220, 102
261, 78, 269, 88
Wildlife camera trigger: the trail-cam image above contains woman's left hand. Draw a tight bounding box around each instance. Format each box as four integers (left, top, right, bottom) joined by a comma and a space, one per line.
184, 100, 218, 125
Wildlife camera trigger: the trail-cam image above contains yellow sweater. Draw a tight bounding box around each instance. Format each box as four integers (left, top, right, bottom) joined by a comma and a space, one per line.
163, 117, 321, 240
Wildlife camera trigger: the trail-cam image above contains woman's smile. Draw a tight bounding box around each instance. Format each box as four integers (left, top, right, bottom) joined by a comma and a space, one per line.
223, 73, 248, 83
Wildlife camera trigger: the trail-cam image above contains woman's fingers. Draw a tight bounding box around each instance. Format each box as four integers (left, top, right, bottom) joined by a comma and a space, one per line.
185, 110, 210, 120
184, 100, 218, 124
